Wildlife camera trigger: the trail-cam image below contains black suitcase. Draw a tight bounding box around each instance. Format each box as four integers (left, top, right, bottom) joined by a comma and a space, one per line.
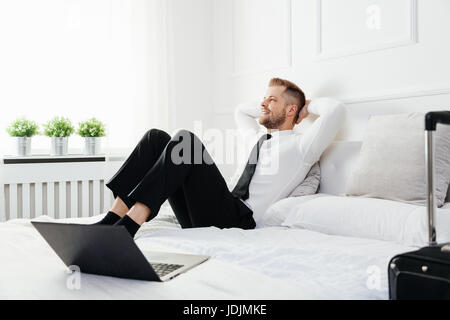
388, 111, 450, 300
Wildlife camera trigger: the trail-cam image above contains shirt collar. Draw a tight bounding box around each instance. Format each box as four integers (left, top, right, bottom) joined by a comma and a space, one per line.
266, 129, 294, 138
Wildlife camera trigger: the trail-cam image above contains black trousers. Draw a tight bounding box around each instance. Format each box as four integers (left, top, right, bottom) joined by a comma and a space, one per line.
106, 129, 256, 230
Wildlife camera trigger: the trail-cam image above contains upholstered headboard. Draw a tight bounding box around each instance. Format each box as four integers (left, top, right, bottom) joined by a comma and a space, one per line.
318, 141, 362, 196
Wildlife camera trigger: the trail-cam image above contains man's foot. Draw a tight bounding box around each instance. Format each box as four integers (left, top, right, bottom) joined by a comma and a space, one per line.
93, 211, 121, 225
114, 215, 141, 237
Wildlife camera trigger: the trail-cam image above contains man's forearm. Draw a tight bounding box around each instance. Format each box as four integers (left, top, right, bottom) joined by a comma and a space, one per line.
234, 101, 261, 134
299, 98, 345, 165
307, 98, 342, 117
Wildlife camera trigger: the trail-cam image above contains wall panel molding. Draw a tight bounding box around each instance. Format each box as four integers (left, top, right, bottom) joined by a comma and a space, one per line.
231, 0, 293, 76
314, 0, 418, 61
339, 84, 450, 105
213, 83, 450, 115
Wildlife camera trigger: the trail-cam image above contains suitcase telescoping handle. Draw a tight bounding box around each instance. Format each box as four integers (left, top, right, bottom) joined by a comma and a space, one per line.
425, 111, 450, 130
424, 111, 450, 246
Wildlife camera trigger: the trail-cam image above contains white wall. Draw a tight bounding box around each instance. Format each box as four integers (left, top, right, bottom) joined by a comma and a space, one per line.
168, 0, 214, 133
210, 0, 450, 178
0, 0, 167, 153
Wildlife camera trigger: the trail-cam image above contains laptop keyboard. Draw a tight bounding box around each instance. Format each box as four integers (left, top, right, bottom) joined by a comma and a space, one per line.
150, 262, 184, 278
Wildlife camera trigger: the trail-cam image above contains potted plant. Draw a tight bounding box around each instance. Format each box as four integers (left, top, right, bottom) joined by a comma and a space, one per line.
43, 116, 74, 156
6, 117, 39, 156
77, 118, 106, 155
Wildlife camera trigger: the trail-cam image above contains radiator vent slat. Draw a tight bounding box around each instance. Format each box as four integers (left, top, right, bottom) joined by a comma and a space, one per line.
66, 182, 71, 219
70, 180, 77, 219
10, 184, 17, 220
58, 181, 66, 219
100, 180, 105, 214
35, 182, 42, 218
5, 184, 10, 221
23, 183, 31, 219
29, 183, 35, 219
42, 183, 48, 217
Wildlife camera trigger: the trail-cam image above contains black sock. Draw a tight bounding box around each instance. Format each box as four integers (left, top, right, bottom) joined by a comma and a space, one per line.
94, 211, 121, 225
114, 215, 141, 237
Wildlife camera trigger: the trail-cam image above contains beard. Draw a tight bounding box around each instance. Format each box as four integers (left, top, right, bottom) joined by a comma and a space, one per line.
259, 108, 287, 129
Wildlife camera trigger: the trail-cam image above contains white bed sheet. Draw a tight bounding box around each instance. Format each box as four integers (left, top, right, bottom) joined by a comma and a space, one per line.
0, 205, 416, 300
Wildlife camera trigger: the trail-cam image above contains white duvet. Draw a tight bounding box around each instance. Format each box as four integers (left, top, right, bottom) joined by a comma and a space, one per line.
0, 202, 417, 300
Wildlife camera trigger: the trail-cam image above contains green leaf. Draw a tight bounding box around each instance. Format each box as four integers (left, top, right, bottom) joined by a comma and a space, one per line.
6, 117, 39, 137
43, 116, 75, 137
77, 118, 106, 137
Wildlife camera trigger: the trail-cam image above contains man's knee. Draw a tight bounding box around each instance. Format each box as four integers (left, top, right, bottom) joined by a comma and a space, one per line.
173, 129, 193, 138
144, 128, 171, 142
172, 130, 199, 152
173, 129, 202, 143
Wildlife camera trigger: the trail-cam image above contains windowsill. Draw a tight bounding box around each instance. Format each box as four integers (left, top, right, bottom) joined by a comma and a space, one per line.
2, 153, 127, 164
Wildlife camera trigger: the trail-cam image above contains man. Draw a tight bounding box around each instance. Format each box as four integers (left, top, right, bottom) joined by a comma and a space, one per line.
230, 78, 344, 225
97, 78, 344, 236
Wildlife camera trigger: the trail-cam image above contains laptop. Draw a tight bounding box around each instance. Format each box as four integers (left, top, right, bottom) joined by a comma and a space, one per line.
31, 221, 209, 281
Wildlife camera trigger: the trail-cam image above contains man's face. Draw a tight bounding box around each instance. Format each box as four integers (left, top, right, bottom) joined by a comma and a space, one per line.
259, 86, 288, 129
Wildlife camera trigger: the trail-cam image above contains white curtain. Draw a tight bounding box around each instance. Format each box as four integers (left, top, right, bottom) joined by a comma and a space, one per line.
0, 0, 171, 155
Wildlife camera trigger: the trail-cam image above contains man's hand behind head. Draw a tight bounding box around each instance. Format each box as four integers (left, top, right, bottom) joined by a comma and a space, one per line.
296, 99, 310, 124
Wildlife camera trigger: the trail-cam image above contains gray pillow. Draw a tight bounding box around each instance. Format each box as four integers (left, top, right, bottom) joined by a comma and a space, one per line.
289, 162, 320, 197
345, 112, 450, 207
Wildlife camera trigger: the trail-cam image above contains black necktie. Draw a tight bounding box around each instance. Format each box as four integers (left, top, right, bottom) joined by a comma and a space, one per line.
232, 133, 272, 200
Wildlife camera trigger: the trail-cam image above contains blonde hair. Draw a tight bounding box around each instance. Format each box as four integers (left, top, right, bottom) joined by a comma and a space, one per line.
269, 78, 306, 123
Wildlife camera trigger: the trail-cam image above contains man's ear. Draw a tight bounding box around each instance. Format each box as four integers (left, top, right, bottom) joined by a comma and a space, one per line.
289, 104, 298, 115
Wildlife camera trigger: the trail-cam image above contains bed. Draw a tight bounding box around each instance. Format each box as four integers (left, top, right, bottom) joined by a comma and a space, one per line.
1, 140, 449, 300
0, 205, 418, 300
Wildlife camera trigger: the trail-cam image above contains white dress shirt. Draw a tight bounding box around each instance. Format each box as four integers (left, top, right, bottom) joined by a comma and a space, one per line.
228, 98, 345, 226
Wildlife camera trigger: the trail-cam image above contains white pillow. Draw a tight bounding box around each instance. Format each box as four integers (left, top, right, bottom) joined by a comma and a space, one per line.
345, 112, 450, 207
259, 193, 329, 227
281, 195, 450, 247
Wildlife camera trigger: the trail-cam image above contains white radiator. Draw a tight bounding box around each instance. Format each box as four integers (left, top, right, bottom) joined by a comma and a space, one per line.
0, 157, 125, 221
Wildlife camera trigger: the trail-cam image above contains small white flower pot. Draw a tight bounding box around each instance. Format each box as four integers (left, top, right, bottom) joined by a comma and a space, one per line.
16, 137, 31, 156
84, 137, 101, 155
51, 137, 69, 156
